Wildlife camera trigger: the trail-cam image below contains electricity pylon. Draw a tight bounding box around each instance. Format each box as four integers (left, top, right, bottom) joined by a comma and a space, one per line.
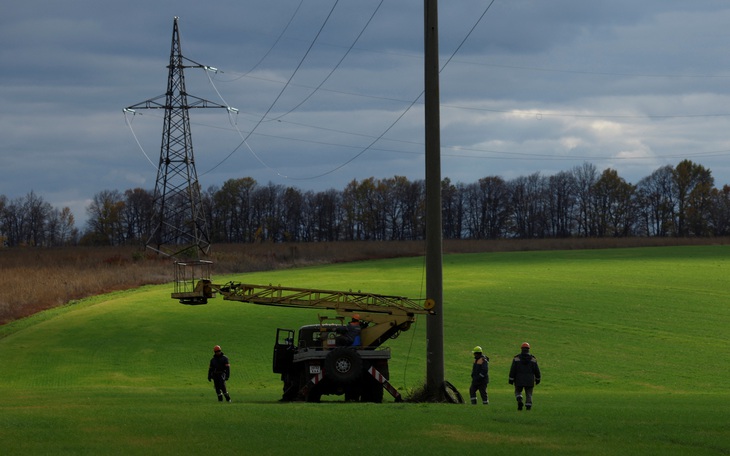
125, 17, 229, 259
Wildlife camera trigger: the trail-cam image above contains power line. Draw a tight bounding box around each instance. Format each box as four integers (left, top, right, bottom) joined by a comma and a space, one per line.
125, 4, 730, 186
126, 102, 730, 175
201, 0, 342, 176
123, 110, 159, 170
264, 0, 385, 123
209, 0, 500, 181
212, 68, 730, 120
439, 0, 497, 71
231, 0, 304, 79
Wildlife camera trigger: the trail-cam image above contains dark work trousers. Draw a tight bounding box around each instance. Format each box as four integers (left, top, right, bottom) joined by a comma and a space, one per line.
212, 374, 230, 401
514, 385, 534, 408
469, 381, 489, 404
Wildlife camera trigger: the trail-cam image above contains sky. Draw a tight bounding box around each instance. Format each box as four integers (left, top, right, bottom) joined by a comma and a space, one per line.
3, 1, 730, 226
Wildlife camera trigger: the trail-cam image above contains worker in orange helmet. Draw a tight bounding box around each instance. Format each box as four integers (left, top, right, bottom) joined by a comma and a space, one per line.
346, 313, 363, 347
335, 313, 364, 347
208, 345, 231, 402
508, 342, 541, 410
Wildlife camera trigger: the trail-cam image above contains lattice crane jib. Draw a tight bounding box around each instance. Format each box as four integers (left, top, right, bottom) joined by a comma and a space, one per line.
125, 17, 227, 260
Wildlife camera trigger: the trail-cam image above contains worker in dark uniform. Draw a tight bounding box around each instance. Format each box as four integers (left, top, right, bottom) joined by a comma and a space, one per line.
469, 346, 489, 405
208, 345, 231, 402
336, 314, 363, 347
508, 342, 541, 410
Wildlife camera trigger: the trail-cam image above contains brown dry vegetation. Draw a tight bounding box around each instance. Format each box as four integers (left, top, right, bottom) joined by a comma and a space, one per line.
1, 237, 727, 325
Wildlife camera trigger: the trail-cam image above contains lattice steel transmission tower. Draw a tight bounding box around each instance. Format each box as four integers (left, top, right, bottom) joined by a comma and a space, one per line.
125, 17, 229, 259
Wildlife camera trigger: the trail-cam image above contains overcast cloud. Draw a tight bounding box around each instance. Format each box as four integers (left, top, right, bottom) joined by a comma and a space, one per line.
2, 1, 730, 225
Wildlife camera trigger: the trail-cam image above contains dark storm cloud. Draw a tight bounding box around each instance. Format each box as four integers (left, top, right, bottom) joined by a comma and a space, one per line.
2, 1, 730, 225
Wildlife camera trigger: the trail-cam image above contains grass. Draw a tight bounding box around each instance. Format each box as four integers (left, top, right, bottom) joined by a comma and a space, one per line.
1, 245, 729, 455
2, 237, 727, 323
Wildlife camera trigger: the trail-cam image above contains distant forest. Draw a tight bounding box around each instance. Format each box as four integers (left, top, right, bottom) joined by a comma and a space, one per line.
1, 159, 728, 248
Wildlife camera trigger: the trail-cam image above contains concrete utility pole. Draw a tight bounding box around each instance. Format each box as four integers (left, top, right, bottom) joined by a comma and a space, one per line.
424, 0, 445, 400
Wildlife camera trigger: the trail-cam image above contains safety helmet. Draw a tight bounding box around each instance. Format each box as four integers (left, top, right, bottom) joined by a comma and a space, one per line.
352, 313, 361, 321
521, 342, 530, 349
213, 345, 222, 352
472, 346, 483, 353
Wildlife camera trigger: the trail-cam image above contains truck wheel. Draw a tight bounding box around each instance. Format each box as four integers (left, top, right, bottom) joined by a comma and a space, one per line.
324, 348, 363, 384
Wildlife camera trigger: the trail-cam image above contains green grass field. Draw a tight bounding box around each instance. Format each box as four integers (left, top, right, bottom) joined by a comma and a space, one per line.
1, 245, 728, 455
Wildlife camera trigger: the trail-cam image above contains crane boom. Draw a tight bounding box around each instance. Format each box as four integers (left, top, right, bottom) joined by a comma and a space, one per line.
218, 282, 430, 315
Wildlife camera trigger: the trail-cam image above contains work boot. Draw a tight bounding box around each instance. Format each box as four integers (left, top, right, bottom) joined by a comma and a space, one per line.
470, 397, 477, 405
526, 404, 532, 411
218, 394, 224, 402
517, 397, 524, 411
225, 394, 231, 402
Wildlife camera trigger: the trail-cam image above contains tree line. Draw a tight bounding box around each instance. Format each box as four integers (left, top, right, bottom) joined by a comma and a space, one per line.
2, 160, 729, 248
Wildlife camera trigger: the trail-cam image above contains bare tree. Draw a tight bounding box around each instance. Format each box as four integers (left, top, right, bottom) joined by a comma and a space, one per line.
509, 173, 548, 238
1, 197, 25, 246
635, 165, 675, 237
85, 190, 125, 245
673, 160, 714, 236
0, 195, 6, 246
250, 182, 285, 242
546, 171, 577, 238
46, 207, 78, 246
23, 191, 52, 246
122, 188, 154, 244
212, 178, 257, 242
305, 189, 341, 242
463, 176, 510, 239
282, 186, 305, 242
708, 185, 730, 236
572, 163, 599, 237
441, 178, 463, 239
592, 169, 636, 237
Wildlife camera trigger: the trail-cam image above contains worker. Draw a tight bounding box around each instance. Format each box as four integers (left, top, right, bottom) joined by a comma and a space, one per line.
508, 342, 541, 411
347, 314, 363, 347
208, 345, 231, 402
337, 314, 363, 347
469, 346, 490, 405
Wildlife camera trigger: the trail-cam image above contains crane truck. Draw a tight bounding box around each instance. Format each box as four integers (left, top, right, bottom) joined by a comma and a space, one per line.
172, 260, 434, 402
